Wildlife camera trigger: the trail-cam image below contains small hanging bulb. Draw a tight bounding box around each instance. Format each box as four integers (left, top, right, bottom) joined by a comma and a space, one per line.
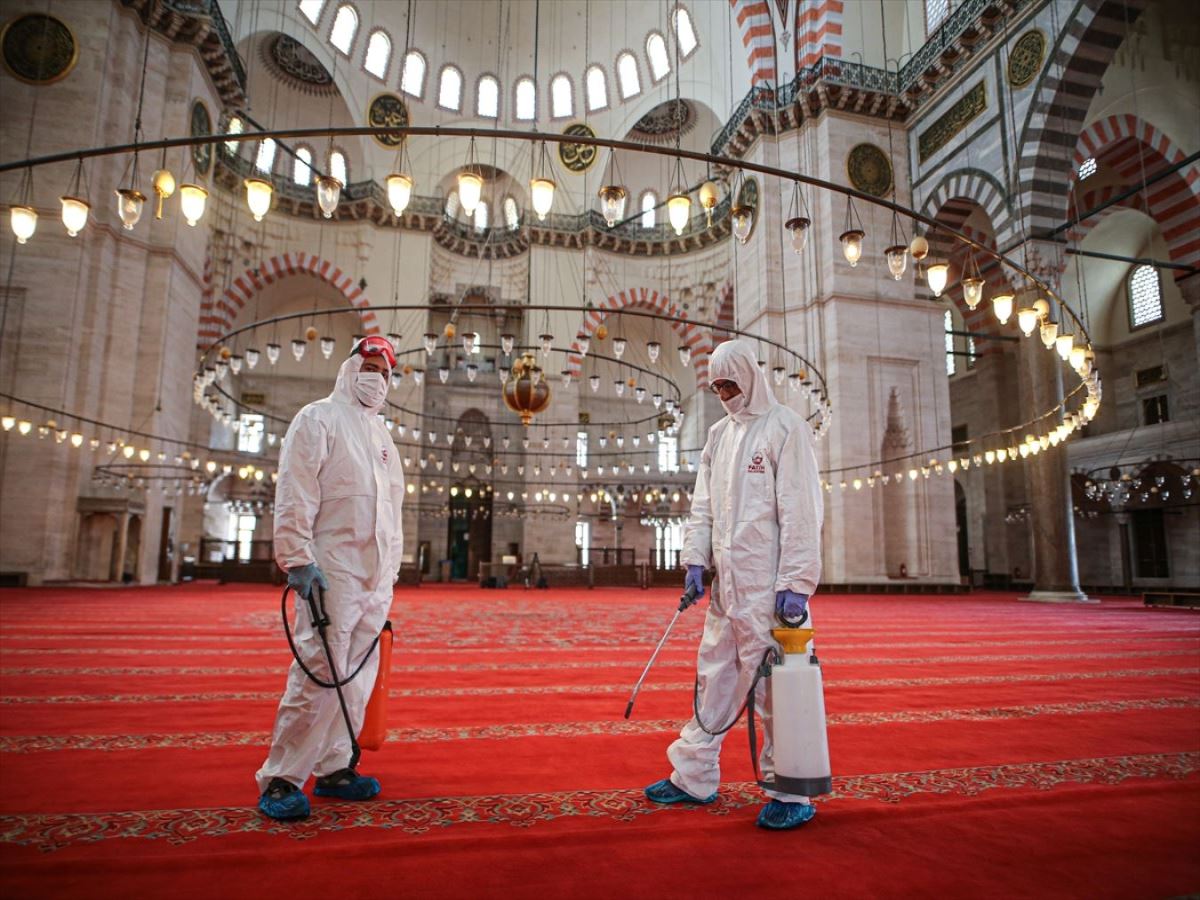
530, 177, 556, 220
291, 339, 306, 362
885, 245, 908, 280
9, 206, 37, 244
462, 331, 477, 354
652, 392, 663, 408
386, 173, 413, 215
1055, 332, 1075, 361
576, 333, 590, 356
458, 171, 483, 215
266, 342, 281, 365
152, 167, 176, 219
773, 366, 786, 386
178, 184, 208, 226
423, 332, 438, 355
646, 341, 661, 363
597, 184, 627, 227
412, 368, 425, 385
926, 262, 950, 297
839, 229, 865, 266
699, 181, 719, 226
60, 196, 90, 237
667, 192, 692, 235
229, 354, 243, 374
992, 293, 1014, 325
730, 205, 753, 243
466, 363, 478, 382
962, 277, 985, 310
560, 369, 571, 388
540, 333, 554, 355
678, 344, 692, 365
785, 216, 810, 254
909, 234, 929, 261
1039, 320, 1058, 349
243, 178, 272, 221
320, 336, 336, 359
613, 380, 625, 397
635, 386, 646, 404
1016, 307, 1039, 337
315, 175, 342, 218
498, 367, 509, 384
115, 188, 146, 230
438, 365, 450, 383
613, 337, 626, 358
589, 374, 600, 392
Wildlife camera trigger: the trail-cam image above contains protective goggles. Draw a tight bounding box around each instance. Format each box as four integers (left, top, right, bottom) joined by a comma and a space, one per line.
710, 379, 739, 394
351, 335, 397, 369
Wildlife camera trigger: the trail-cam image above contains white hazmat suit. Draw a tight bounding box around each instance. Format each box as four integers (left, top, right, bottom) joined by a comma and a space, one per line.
667, 339, 824, 803
255, 353, 405, 791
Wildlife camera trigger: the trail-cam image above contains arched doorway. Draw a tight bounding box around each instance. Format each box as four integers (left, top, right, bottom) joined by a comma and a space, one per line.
447, 410, 494, 580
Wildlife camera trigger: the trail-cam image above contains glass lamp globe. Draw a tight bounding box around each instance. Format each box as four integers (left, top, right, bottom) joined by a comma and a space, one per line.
884, 245, 908, 280
457, 171, 483, 215
386, 173, 413, 215
315, 175, 342, 218
926, 262, 950, 297
992, 293, 1014, 325
9, 206, 37, 244
243, 178, 272, 221
785, 216, 810, 254
530, 178, 556, 221
667, 193, 691, 236
178, 184, 208, 226
962, 277, 985, 310
839, 229, 865, 267
597, 185, 627, 227
60, 196, 90, 236
730, 205, 753, 244
115, 189, 146, 230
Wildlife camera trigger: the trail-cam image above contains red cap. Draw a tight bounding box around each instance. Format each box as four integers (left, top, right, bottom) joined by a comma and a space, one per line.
352, 335, 397, 368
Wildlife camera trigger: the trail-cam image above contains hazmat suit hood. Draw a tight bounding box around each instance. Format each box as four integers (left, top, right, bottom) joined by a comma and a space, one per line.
332, 353, 391, 415
708, 339, 776, 422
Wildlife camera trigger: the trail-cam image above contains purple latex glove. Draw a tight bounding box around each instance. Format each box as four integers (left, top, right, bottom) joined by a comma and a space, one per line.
684, 565, 706, 598
775, 590, 808, 622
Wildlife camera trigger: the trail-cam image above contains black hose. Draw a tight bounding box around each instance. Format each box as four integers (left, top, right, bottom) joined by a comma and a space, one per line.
280, 585, 381, 689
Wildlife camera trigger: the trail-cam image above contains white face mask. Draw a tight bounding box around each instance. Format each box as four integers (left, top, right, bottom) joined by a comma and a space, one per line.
353, 371, 388, 407
720, 393, 747, 417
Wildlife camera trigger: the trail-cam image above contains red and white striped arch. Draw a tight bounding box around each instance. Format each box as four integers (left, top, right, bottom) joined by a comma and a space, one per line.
1065, 185, 1149, 243
196, 252, 380, 347
729, 0, 777, 86
566, 287, 711, 387
1071, 114, 1199, 277
795, 0, 844, 70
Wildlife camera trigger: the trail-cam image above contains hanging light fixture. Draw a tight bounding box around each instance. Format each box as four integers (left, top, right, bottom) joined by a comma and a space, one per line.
530, 141, 556, 221
59, 158, 91, 237
589, 374, 600, 392
500, 333, 515, 355
597, 184, 627, 228
961, 252, 984, 309
884, 212, 909, 280
386, 173, 414, 215
462, 331, 478, 354
783, 183, 812, 255
291, 339, 306, 362
266, 342, 281, 365
839, 196, 866, 266
315, 174, 342, 218
665, 155, 692, 236
320, 336, 336, 359
9, 202, 36, 245
613, 337, 626, 358
1016, 307, 1039, 337
178, 183, 208, 227
730, 204, 754, 244
244, 177, 272, 221
646, 341, 661, 363
466, 363, 479, 382
539, 333, 554, 355
678, 344, 692, 365
576, 332, 590, 356
699, 179, 719, 226
926, 261, 950, 297
438, 365, 450, 383
245, 348, 260, 369
991, 292, 1014, 325
151, 149, 175, 219
1039, 318, 1058, 349
909, 233, 929, 261
1055, 331, 1075, 361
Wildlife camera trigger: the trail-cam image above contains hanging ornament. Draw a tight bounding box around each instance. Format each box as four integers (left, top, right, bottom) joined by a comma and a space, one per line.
291, 339, 307, 362
678, 345, 692, 365
423, 332, 438, 355
266, 343, 281, 365
589, 374, 600, 392
646, 341, 661, 363
576, 333, 590, 356
613, 337, 626, 358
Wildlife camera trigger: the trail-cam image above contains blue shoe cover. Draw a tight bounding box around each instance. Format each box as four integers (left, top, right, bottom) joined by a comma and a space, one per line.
644, 777, 717, 805
313, 768, 381, 801
258, 778, 310, 820
756, 799, 816, 830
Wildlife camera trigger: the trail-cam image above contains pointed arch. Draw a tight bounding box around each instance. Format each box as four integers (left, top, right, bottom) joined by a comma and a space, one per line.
197, 252, 379, 347
564, 288, 712, 387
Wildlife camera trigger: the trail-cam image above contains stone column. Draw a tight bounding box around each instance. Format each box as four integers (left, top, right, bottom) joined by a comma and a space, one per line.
112, 511, 131, 584
1012, 273, 1092, 602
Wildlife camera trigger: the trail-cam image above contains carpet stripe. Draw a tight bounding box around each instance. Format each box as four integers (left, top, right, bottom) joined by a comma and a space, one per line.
1, 751, 1194, 851
3, 697, 1196, 752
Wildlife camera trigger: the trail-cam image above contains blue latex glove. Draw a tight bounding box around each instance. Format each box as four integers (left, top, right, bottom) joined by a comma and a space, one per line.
684, 565, 706, 598
288, 563, 328, 602
775, 590, 809, 623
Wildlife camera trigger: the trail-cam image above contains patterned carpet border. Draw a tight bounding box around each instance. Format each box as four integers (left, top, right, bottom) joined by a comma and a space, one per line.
1, 752, 1195, 852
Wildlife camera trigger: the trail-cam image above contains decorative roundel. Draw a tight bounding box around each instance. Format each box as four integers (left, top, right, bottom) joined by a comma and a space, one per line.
367, 93, 410, 148
846, 143, 893, 197
558, 123, 598, 174
190, 100, 213, 176
1, 13, 78, 84
1007, 29, 1046, 89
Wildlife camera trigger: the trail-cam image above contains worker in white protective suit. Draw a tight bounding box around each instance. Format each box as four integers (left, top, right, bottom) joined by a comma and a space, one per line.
256, 335, 405, 821
644, 338, 824, 830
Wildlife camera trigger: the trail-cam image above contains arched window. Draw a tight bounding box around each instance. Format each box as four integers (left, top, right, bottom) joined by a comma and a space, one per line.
298, 0, 324, 26
329, 150, 347, 185
476, 75, 500, 118
438, 65, 463, 111
640, 190, 657, 228
1129, 264, 1163, 328
363, 29, 390, 79
616, 52, 641, 100
1078, 157, 1097, 180
329, 3, 358, 54
400, 50, 426, 97
550, 74, 573, 118
515, 77, 536, 120
585, 65, 608, 111
223, 116, 244, 155
474, 200, 489, 232
255, 138, 277, 174
672, 5, 698, 57
925, 0, 950, 34
944, 309, 956, 376
503, 196, 519, 230
293, 145, 313, 185
445, 190, 460, 219
646, 32, 670, 82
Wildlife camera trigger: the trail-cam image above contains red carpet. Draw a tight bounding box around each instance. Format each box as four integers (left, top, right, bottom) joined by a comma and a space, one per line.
1, 584, 1198, 899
